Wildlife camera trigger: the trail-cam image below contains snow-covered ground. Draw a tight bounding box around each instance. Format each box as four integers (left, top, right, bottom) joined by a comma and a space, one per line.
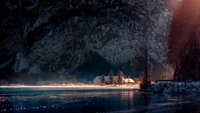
148, 81, 200, 94
0, 84, 140, 90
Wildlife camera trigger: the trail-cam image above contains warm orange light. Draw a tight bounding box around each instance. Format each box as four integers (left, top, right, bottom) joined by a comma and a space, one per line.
0, 84, 140, 90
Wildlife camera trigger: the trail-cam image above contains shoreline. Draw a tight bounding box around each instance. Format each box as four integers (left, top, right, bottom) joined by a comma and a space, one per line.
0, 84, 140, 90
146, 81, 200, 94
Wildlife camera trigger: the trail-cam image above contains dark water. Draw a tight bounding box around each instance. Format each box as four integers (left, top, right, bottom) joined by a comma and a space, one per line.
0, 89, 200, 113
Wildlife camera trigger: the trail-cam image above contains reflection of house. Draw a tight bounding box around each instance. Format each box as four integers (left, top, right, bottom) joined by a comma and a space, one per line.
93, 76, 135, 84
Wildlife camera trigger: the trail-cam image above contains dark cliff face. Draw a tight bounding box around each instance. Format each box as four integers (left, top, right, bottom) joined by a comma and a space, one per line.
0, 0, 173, 78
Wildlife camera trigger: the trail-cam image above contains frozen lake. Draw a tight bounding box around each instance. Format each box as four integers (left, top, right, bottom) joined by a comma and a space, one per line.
0, 88, 199, 113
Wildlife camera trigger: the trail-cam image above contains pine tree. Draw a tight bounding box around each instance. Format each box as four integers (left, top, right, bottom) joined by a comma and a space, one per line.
109, 70, 114, 84
101, 74, 106, 85
117, 71, 123, 85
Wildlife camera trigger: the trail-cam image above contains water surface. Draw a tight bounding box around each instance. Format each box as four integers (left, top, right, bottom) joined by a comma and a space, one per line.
0, 88, 199, 113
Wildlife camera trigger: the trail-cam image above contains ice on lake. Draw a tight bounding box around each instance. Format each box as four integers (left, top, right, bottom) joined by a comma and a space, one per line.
0, 88, 199, 113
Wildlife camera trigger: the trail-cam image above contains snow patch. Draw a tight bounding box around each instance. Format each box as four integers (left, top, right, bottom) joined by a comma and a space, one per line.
149, 81, 200, 94
29, 64, 41, 74
13, 53, 29, 73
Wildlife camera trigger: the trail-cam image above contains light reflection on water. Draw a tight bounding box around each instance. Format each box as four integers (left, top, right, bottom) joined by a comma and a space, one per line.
0, 89, 199, 113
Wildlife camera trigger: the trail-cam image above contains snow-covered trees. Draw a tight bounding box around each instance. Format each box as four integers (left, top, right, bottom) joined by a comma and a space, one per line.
0, 0, 173, 78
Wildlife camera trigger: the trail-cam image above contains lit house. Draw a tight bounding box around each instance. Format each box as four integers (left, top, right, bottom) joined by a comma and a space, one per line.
123, 78, 135, 83
93, 76, 135, 84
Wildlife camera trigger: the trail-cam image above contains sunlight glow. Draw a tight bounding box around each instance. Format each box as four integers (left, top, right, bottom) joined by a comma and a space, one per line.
0, 84, 140, 90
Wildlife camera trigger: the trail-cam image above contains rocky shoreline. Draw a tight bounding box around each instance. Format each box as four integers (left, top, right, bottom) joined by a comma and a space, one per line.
144, 81, 200, 94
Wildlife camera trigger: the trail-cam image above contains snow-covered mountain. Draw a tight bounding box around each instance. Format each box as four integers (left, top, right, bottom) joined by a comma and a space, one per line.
0, 0, 178, 78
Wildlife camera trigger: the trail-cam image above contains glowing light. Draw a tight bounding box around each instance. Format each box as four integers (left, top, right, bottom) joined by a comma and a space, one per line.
168, 0, 182, 12
0, 84, 140, 90
151, 81, 155, 84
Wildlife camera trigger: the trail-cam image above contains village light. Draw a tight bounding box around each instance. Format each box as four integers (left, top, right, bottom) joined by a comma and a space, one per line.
151, 81, 155, 84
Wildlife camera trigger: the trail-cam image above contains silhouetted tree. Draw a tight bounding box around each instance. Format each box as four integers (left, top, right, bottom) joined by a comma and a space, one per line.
109, 70, 114, 84
168, 0, 200, 80
132, 40, 151, 88
101, 74, 106, 85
